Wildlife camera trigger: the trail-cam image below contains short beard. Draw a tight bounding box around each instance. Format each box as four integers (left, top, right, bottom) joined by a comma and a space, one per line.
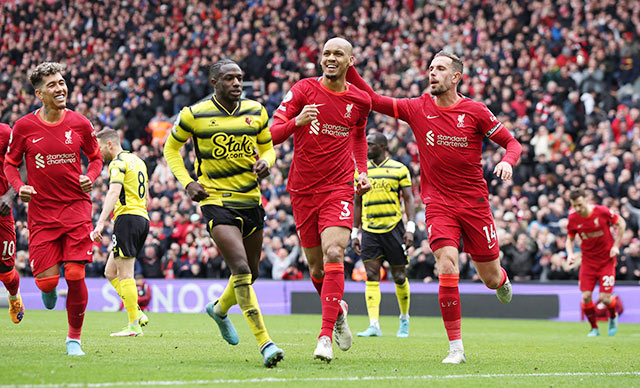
430, 86, 446, 95
325, 73, 339, 80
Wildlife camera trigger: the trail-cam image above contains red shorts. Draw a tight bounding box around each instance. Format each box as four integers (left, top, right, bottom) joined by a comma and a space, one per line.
0, 218, 16, 267
425, 201, 499, 262
579, 259, 616, 293
291, 187, 354, 248
28, 221, 93, 276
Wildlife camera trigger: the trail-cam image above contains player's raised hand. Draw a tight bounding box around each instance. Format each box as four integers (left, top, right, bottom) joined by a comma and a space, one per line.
79, 175, 93, 192
493, 161, 513, 182
294, 103, 323, 127
356, 173, 371, 196
18, 185, 36, 203
253, 159, 270, 179
186, 181, 209, 202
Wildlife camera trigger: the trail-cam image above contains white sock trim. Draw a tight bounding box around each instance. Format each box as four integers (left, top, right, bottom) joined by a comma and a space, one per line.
66, 337, 81, 345
449, 339, 463, 351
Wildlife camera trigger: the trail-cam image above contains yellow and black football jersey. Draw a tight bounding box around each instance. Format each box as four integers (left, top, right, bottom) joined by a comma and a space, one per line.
361, 158, 411, 233
163, 96, 276, 208
108, 151, 149, 221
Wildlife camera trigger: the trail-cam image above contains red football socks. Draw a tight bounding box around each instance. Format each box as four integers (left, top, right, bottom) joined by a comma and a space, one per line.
319, 262, 344, 340
607, 297, 617, 319
0, 268, 19, 296
439, 274, 461, 341
582, 301, 598, 329
65, 263, 88, 340
311, 274, 324, 296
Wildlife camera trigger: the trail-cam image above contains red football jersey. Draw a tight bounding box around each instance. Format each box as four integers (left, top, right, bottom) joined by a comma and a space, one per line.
567, 205, 619, 266
393, 95, 503, 207
273, 77, 371, 193
0, 124, 11, 197
5, 109, 100, 227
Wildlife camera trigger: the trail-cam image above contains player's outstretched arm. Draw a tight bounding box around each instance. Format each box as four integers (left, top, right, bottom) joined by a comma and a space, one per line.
346, 66, 397, 117
401, 185, 416, 248
566, 235, 576, 265
92, 182, 123, 242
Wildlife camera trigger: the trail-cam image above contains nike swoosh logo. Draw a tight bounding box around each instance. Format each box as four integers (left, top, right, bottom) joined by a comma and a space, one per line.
339, 216, 350, 220
427, 115, 439, 119
488, 243, 496, 249
32, 137, 44, 143
87, 250, 92, 255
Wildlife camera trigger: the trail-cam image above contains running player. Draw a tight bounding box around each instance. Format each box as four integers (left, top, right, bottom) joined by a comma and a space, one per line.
163, 58, 284, 368
346, 51, 521, 363
4, 62, 103, 356
567, 188, 626, 337
270, 37, 372, 363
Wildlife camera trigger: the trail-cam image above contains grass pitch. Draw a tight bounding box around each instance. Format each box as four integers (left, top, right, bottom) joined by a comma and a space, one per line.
1, 310, 639, 387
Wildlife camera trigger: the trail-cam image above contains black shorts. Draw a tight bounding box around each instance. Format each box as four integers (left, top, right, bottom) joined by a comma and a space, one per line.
113, 214, 150, 258
361, 222, 408, 266
202, 205, 265, 238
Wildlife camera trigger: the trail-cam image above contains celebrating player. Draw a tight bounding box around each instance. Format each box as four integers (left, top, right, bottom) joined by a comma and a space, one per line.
346, 51, 521, 363
163, 59, 284, 368
92, 128, 150, 337
3, 62, 103, 356
352, 133, 414, 338
567, 188, 626, 337
0, 123, 23, 324
269, 37, 372, 363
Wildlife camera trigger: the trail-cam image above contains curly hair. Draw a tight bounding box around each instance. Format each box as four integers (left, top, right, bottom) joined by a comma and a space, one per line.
29, 62, 66, 89
208, 58, 239, 81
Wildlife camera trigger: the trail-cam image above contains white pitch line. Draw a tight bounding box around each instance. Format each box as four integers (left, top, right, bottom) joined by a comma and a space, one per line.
3, 371, 639, 388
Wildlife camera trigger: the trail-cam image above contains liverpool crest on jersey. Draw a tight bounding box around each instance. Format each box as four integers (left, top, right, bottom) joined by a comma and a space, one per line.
344, 103, 353, 118
65, 130, 73, 144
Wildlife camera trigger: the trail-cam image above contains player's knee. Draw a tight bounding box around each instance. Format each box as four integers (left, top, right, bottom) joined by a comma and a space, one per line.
393, 273, 406, 285
325, 245, 343, 263
599, 294, 612, 304
366, 269, 380, 282
232, 264, 251, 276
437, 259, 457, 275
65, 263, 85, 281
35, 274, 60, 293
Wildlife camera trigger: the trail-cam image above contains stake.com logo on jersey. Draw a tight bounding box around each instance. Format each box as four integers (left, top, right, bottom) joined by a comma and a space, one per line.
34, 152, 77, 168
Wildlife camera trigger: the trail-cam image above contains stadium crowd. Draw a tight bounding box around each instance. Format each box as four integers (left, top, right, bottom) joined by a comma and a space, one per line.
2, 0, 640, 283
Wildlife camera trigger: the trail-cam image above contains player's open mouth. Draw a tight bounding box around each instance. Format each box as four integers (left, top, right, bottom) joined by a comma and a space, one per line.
54, 95, 65, 101
326, 64, 338, 70
230, 90, 241, 96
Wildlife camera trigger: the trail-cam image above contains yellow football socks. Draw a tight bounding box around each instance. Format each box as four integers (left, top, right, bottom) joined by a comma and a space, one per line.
120, 278, 140, 324
365, 281, 381, 322
110, 277, 122, 297
217, 276, 238, 315
395, 278, 410, 316
233, 273, 271, 348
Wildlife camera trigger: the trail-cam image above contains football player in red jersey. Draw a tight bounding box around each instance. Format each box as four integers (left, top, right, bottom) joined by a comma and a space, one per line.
0, 123, 23, 324
3, 62, 103, 356
270, 37, 372, 363
567, 188, 626, 337
347, 51, 522, 363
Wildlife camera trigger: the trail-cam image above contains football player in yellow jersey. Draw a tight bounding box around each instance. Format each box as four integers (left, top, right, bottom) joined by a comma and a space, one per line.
351, 133, 415, 338
92, 128, 150, 337
163, 59, 284, 368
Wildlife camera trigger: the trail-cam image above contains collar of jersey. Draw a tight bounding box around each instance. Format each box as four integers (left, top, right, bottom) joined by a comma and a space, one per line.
211, 95, 240, 116
371, 157, 389, 168
431, 93, 467, 111
317, 77, 349, 96
35, 107, 68, 126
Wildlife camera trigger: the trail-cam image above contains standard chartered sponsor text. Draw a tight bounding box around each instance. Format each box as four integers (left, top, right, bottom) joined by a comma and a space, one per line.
46, 153, 77, 165
321, 123, 349, 137
437, 134, 468, 148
